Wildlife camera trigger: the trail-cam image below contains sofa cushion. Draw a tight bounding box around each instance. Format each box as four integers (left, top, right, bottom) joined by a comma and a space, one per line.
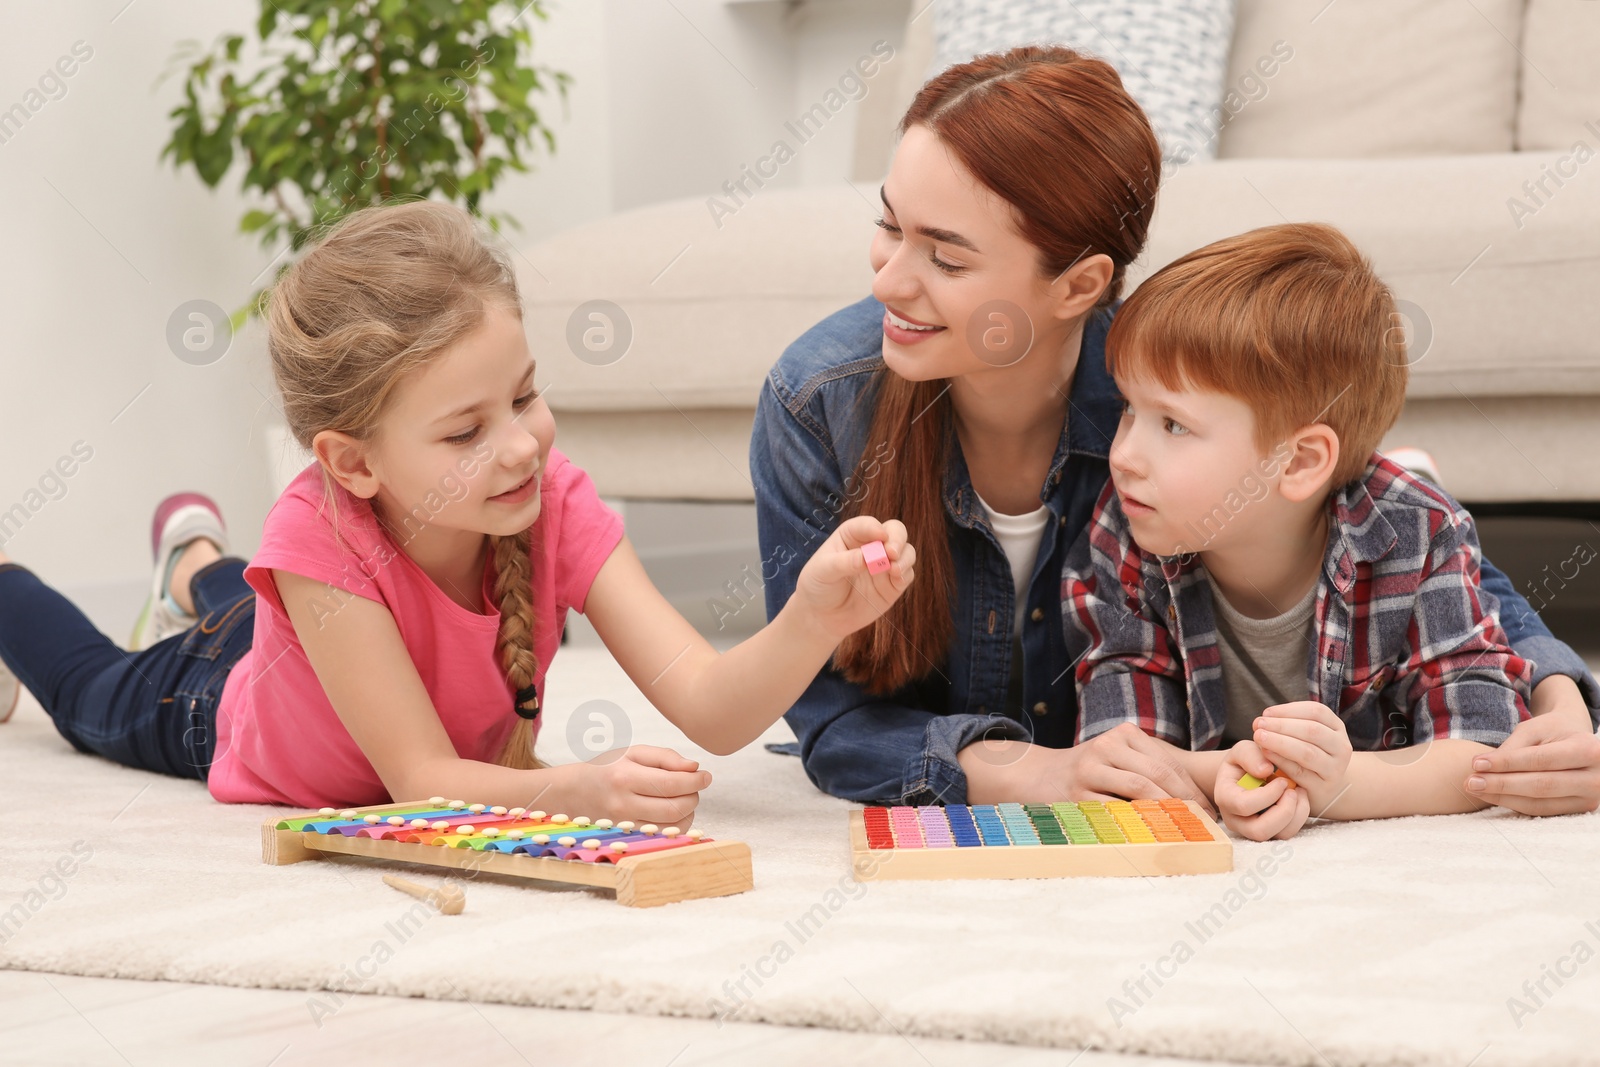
522, 186, 877, 412
1385, 397, 1600, 505
927, 0, 1237, 165
1130, 152, 1600, 399
1217, 0, 1522, 158
522, 154, 1600, 417
553, 409, 757, 501
1517, 0, 1600, 152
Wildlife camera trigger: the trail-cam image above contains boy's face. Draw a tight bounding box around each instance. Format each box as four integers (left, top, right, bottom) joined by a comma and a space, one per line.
1108, 368, 1287, 557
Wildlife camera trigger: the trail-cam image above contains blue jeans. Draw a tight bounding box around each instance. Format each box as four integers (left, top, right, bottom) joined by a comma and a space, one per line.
0, 558, 256, 781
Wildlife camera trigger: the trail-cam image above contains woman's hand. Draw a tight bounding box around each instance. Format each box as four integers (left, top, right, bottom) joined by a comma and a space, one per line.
1216, 740, 1310, 841
1251, 701, 1352, 813
1466, 676, 1600, 815
787, 515, 916, 644
564, 745, 712, 827
960, 722, 1215, 815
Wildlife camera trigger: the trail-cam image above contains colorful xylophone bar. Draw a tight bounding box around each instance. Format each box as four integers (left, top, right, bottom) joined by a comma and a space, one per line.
263, 798, 754, 907
850, 799, 1232, 880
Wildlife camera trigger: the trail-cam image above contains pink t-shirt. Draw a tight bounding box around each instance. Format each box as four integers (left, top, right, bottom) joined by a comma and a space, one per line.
208, 447, 624, 808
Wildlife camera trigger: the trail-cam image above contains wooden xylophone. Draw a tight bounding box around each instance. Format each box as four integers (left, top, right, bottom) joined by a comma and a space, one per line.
849, 799, 1232, 880
263, 797, 753, 907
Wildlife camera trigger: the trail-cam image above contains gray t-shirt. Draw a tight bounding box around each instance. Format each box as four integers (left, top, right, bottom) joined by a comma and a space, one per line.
1204, 570, 1318, 744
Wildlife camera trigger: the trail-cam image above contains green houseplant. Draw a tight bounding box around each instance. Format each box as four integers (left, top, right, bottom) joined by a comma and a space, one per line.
161, 0, 570, 324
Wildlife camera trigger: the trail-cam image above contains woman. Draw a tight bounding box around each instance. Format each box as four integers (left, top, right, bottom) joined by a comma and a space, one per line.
750, 45, 1600, 814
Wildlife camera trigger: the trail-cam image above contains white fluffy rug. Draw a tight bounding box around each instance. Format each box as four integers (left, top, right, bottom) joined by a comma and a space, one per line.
3, 645, 1598, 1066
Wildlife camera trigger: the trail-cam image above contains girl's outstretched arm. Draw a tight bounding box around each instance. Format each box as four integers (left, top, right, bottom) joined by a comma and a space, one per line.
273, 570, 710, 821
583, 516, 915, 756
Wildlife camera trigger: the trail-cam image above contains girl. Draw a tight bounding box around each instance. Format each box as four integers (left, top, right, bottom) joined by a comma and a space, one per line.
0, 200, 916, 822
750, 44, 1600, 814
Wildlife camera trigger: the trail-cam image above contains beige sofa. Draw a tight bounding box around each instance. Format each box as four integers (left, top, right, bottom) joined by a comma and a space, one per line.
522, 0, 1600, 506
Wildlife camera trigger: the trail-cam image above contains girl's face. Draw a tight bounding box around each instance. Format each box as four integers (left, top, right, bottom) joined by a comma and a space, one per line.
368, 304, 556, 541
869, 125, 1103, 382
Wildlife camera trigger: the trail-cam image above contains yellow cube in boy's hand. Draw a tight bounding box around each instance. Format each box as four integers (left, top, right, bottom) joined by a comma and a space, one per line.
1237, 770, 1297, 791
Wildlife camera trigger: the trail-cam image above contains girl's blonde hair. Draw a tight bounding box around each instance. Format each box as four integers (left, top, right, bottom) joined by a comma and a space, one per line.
264, 199, 543, 770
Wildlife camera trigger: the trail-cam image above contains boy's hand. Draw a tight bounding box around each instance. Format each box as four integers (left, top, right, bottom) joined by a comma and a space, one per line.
1252, 700, 1352, 812
1216, 740, 1310, 840
789, 515, 916, 643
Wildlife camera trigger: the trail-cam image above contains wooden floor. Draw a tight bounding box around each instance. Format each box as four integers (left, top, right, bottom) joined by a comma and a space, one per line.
0, 971, 1253, 1067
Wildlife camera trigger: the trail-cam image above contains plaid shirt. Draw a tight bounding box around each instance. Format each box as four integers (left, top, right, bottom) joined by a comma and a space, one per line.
1061, 455, 1531, 751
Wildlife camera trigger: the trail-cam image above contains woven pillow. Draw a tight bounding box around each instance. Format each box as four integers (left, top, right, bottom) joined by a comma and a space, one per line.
931, 0, 1237, 165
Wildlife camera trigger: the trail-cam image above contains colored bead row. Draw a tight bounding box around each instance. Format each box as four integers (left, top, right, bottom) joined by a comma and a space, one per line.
862, 799, 1213, 849
279, 801, 708, 865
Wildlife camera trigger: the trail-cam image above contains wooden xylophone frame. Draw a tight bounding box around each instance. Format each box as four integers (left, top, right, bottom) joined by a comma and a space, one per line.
848, 801, 1233, 880
263, 801, 754, 908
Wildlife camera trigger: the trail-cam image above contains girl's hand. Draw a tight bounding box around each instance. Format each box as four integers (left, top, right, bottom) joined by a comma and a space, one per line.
1216, 740, 1310, 841
1252, 700, 1352, 812
568, 745, 711, 827
789, 515, 916, 644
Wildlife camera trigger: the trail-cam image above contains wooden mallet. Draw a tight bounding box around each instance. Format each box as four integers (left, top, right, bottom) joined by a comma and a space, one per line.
383, 874, 465, 914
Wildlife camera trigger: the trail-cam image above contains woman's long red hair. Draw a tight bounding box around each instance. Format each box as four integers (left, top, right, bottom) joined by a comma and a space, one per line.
832, 45, 1162, 695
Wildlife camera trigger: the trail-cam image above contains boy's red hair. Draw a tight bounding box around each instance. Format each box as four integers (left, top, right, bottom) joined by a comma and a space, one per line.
1106, 222, 1409, 490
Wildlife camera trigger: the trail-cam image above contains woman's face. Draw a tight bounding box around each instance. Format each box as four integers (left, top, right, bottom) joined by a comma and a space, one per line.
869, 125, 1104, 383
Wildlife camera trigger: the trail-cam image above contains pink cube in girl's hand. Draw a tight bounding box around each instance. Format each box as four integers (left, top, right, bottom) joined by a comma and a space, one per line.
861, 540, 890, 575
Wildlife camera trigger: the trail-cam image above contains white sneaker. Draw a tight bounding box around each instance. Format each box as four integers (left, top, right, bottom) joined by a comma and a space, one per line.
129, 492, 229, 652
0, 659, 18, 723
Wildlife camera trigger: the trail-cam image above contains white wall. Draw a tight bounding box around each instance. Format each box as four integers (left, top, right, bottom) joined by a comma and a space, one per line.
0, 0, 906, 635
601, 0, 907, 207
1, 0, 278, 613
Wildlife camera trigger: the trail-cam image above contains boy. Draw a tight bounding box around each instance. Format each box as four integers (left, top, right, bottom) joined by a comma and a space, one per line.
1062, 222, 1530, 841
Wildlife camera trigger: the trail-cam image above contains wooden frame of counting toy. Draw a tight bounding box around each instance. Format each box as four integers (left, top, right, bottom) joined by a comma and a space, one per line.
849, 800, 1232, 880
263, 799, 753, 908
